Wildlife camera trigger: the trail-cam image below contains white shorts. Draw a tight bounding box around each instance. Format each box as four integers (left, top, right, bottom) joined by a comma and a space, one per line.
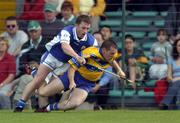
41, 52, 70, 83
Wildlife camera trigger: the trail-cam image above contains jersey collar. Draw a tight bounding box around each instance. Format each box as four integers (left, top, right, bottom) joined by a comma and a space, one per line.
73, 27, 87, 41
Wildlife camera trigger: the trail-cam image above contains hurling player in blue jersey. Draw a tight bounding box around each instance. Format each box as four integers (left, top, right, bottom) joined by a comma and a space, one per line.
14, 15, 98, 112
36, 40, 126, 112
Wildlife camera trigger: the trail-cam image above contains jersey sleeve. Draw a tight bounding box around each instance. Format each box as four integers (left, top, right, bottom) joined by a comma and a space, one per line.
59, 30, 71, 44
68, 57, 80, 70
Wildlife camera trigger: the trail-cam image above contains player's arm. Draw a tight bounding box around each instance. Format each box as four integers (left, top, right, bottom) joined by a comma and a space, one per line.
68, 55, 82, 89
111, 60, 126, 78
68, 66, 76, 90
61, 42, 86, 64
60, 30, 86, 64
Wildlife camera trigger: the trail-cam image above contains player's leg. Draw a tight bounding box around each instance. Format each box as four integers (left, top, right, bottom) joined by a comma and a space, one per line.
38, 77, 64, 97
22, 64, 52, 100
47, 88, 88, 111
14, 52, 56, 112
60, 88, 88, 111
35, 82, 49, 111
59, 90, 71, 103
34, 64, 70, 112
14, 64, 52, 112
34, 78, 65, 112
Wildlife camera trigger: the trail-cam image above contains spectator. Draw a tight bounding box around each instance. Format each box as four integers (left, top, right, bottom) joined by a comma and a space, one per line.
40, 3, 65, 41
0, 16, 28, 57
93, 31, 104, 46
165, 0, 180, 43
0, 38, 16, 109
18, 0, 45, 20
99, 25, 112, 40
45, 0, 65, 13
160, 38, 180, 110
57, 1, 76, 26
121, 34, 148, 87
149, 29, 172, 80
69, 0, 106, 32
19, 20, 49, 68
12, 74, 34, 109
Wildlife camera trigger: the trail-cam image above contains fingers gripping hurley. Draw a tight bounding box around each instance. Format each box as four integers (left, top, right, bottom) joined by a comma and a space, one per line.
97, 67, 134, 86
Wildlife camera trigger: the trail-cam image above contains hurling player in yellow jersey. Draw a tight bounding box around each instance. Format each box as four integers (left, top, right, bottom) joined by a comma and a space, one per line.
38, 39, 125, 111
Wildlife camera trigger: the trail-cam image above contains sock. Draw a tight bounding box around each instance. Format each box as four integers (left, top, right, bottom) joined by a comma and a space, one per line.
46, 103, 59, 111
16, 99, 26, 109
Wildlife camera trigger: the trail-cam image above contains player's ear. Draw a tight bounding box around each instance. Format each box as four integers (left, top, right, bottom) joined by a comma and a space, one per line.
101, 47, 106, 54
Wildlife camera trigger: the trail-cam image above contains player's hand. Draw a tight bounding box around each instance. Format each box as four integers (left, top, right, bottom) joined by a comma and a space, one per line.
92, 84, 101, 93
117, 71, 126, 79
69, 82, 76, 90
76, 56, 86, 65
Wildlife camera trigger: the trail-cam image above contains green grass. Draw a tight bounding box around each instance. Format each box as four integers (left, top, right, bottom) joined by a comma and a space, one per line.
1, 109, 180, 123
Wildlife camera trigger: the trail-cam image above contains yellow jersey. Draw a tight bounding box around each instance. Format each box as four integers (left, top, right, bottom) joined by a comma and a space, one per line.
68, 46, 119, 82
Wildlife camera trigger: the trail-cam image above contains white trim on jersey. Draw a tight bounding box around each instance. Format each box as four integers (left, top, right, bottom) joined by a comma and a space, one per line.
72, 27, 87, 41
60, 30, 71, 44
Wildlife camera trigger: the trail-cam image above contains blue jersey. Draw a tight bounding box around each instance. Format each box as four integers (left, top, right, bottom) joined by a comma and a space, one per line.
45, 25, 97, 62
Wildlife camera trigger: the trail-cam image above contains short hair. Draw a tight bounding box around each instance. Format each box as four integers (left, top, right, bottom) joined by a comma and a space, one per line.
101, 39, 117, 50
125, 34, 135, 42
61, 1, 73, 11
76, 15, 91, 25
100, 25, 112, 33
5, 16, 18, 25
93, 31, 103, 36
0, 37, 9, 47
157, 28, 167, 36
5, 16, 17, 21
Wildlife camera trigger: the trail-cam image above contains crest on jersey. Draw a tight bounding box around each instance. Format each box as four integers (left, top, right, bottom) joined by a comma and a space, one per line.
81, 46, 86, 50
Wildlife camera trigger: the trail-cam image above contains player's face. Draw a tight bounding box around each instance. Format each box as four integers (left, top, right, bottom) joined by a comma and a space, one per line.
102, 46, 117, 61
76, 21, 90, 39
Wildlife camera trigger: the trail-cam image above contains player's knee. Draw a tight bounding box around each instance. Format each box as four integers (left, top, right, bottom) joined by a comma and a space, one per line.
38, 88, 48, 97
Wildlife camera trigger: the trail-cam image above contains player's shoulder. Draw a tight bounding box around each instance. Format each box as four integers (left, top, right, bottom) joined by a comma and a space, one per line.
87, 32, 95, 39
83, 46, 100, 55
86, 46, 99, 50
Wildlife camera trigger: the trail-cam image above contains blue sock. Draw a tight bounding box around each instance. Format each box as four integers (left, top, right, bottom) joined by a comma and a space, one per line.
48, 103, 59, 111
16, 99, 26, 109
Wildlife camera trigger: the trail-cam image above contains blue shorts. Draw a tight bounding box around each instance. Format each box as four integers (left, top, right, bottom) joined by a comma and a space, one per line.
59, 71, 96, 93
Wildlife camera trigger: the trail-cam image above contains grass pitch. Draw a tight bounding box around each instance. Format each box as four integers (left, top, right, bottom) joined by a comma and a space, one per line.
0, 109, 180, 123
